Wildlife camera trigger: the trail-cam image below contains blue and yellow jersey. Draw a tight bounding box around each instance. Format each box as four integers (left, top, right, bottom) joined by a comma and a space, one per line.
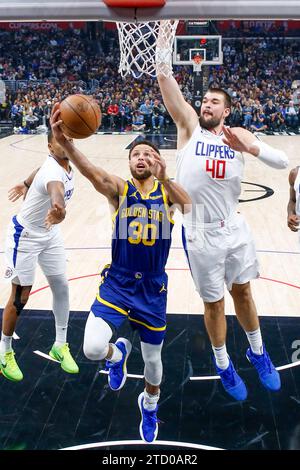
111, 179, 174, 272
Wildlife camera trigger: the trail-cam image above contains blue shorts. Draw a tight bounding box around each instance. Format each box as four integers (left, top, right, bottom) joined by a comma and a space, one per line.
91, 263, 168, 345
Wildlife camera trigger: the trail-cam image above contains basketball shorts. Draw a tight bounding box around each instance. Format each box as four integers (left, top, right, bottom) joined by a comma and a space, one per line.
4, 215, 66, 285
182, 213, 259, 303
91, 263, 168, 345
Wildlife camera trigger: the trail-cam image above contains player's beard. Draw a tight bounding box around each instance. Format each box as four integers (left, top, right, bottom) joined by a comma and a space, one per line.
199, 113, 222, 130
130, 168, 152, 180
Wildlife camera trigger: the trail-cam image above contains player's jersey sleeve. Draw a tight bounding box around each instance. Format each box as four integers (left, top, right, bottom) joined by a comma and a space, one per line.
35, 163, 64, 195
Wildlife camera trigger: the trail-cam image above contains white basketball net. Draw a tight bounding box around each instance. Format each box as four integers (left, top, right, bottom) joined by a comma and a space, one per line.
116, 20, 179, 78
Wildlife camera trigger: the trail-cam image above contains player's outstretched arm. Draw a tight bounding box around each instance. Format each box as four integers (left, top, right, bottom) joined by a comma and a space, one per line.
45, 181, 66, 229
222, 126, 289, 169
144, 150, 191, 213
8, 167, 40, 202
156, 21, 198, 134
157, 74, 197, 129
287, 167, 299, 232
50, 104, 125, 206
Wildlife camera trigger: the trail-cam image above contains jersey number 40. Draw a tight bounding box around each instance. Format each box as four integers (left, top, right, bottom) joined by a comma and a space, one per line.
206, 159, 226, 179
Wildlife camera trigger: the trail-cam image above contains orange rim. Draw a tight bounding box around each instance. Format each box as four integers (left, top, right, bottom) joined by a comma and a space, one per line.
104, 0, 166, 7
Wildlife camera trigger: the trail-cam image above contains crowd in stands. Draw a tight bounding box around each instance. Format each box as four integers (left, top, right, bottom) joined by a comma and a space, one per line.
217, 20, 300, 38
211, 37, 300, 132
0, 24, 299, 134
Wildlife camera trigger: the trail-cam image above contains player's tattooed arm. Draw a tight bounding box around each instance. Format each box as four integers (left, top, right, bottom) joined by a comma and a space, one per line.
287, 167, 299, 232
50, 104, 124, 210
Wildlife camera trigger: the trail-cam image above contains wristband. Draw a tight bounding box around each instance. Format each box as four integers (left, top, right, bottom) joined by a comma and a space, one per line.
155, 47, 173, 77
251, 140, 288, 169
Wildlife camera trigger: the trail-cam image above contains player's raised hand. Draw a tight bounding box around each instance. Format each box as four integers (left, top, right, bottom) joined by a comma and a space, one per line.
287, 214, 300, 232
45, 203, 66, 229
222, 126, 254, 153
8, 183, 28, 202
50, 104, 68, 146
144, 150, 168, 181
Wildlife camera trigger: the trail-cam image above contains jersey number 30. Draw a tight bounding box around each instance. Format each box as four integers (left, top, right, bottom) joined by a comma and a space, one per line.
128, 221, 157, 246
206, 160, 226, 179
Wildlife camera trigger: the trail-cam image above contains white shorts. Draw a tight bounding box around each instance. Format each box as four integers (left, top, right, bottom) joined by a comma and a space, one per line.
4, 215, 66, 286
182, 213, 259, 303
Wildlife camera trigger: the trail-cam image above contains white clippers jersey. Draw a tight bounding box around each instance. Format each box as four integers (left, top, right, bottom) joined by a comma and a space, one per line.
17, 155, 74, 232
176, 124, 244, 224
294, 167, 300, 218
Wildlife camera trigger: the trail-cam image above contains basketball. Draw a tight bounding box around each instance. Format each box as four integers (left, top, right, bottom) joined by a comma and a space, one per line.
59, 94, 102, 139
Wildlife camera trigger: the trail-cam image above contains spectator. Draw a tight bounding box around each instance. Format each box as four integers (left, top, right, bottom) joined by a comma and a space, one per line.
107, 101, 120, 129
132, 111, 146, 131
264, 99, 278, 131
250, 108, 268, 132
139, 99, 153, 131
242, 100, 253, 130
151, 99, 166, 131
230, 101, 243, 127
285, 101, 299, 129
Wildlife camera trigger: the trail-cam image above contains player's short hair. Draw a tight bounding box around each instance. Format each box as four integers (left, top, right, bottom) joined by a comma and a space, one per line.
129, 140, 160, 159
47, 130, 54, 143
206, 88, 232, 110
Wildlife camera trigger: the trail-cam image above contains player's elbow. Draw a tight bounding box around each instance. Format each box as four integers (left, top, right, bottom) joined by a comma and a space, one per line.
281, 153, 289, 169
274, 151, 289, 169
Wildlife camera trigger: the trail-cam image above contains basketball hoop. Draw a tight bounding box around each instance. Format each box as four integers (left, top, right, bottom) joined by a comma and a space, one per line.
104, 0, 166, 6
192, 56, 203, 73
117, 20, 178, 78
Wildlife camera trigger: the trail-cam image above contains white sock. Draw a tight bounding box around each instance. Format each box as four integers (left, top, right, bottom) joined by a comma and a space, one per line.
108, 343, 123, 363
46, 273, 70, 347
246, 328, 263, 355
143, 389, 160, 411
54, 324, 68, 347
212, 344, 230, 370
0, 332, 13, 354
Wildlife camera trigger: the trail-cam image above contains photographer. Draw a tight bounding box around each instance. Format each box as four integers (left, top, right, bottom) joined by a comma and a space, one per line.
250, 107, 268, 132
151, 99, 166, 131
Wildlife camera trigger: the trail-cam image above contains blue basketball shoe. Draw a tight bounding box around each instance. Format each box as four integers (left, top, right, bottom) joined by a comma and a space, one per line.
138, 392, 159, 443
246, 344, 281, 391
106, 338, 132, 391
214, 357, 248, 401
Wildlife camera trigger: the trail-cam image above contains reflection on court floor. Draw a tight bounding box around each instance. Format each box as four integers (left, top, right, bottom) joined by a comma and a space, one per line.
0, 310, 299, 450
0, 132, 300, 450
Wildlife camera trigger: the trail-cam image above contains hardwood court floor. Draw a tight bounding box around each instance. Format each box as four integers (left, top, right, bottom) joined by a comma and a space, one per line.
0, 132, 300, 451
0, 132, 299, 317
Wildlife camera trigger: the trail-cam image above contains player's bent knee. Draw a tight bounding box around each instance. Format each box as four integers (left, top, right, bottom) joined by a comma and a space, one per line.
46, 274, 69, 296
231, 282, 252, 300
83, 313, 112, 361
83, 340, 109, 361
13, 285, 31, 316
204, 298, 224, 316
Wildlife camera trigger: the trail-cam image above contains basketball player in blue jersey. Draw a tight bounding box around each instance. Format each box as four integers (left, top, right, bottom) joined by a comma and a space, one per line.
156, 25, 288, 401
50, 105, 191, 443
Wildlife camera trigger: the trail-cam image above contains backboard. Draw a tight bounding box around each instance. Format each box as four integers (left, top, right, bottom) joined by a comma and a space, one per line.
174, 35, 223, 66
0, 1, 299, 21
